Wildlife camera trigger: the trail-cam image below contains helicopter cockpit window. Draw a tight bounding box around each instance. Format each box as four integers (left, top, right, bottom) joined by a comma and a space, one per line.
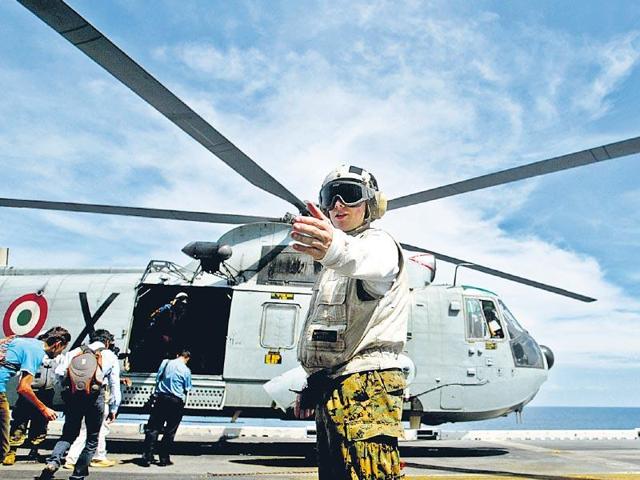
464, 298, 486, 340
498, 299, 544, 369
480, 300, 504, 339
498, 299, 527, 338
260, 302, 300, 349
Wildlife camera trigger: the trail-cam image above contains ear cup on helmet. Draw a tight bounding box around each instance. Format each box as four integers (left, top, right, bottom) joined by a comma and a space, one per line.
370, 191, 387, 220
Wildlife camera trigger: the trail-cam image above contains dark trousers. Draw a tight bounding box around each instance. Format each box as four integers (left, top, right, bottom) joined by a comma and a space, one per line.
143, 393, 184, 461
10, 389, 55, 447
47, 391, 104, 480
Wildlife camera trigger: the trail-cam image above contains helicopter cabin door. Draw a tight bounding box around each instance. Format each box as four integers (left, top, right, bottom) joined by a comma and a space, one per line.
122, 283, 232, 410
464, 296, 506, 384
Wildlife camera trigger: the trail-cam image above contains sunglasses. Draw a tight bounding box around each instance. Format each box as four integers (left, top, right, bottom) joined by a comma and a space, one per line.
319, 181, 374, 210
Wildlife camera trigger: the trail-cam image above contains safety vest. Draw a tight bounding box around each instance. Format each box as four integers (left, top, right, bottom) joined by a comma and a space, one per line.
297, 229, 410, 377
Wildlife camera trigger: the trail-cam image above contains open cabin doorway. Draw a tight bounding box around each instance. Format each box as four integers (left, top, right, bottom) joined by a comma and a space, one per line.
127, 284, 232, 375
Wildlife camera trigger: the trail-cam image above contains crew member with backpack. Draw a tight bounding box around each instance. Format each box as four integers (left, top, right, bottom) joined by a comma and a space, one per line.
64, 332, 127, 469
39, 329, 121, 480
0, 326, 71, 464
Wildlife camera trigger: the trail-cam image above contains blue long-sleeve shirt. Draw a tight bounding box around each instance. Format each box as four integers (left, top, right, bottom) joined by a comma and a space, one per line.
156, 358, 192, 402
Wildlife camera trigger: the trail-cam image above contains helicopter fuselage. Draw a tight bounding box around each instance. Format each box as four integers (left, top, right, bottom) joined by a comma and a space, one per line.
0, 222, 550, 425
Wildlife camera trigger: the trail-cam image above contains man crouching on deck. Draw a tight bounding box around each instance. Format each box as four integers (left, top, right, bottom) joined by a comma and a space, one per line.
292, 165, 410, 480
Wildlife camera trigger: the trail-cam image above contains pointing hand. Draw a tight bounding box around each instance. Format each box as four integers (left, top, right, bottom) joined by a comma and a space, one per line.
290, 201, 333, 261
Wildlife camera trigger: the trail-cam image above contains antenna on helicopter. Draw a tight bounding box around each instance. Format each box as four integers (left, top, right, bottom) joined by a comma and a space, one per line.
182, 242, 233, 274
453, 263, 474, 286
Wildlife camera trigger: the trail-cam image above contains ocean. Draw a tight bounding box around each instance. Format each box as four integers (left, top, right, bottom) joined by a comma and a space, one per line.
131, 406, 640, 432
439, 406, 640, 430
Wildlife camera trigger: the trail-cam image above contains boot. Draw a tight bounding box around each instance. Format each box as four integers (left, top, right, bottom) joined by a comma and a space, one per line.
9, 428, 26, 448
2, 449, 16, 466
37, 463, 58, 480
139, 454, 156, 467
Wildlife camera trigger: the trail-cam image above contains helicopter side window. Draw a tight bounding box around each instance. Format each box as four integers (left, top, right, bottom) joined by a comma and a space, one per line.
260, 302, 300, 350
464, 298, 486, 340
480, 300, 504, 339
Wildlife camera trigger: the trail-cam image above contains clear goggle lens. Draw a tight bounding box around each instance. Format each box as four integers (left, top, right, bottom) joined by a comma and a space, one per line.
319, 181, 372, 210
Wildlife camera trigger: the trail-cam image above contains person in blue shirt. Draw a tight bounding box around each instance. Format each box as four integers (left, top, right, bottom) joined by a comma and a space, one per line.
140, 350, 192, 467
3, 346, 58, 465
0, 326, 71, 463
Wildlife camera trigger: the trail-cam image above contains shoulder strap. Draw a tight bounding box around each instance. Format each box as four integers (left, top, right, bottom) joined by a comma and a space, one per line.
0, 361, 20, 373
0, 336, 21, 372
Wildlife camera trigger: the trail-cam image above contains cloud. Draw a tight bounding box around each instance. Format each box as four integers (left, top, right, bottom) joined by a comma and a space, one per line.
575, 32, 640, 118
2, 1, 639, 405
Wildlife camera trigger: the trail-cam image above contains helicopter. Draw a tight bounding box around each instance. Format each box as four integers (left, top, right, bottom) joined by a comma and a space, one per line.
1, 0, 639, 426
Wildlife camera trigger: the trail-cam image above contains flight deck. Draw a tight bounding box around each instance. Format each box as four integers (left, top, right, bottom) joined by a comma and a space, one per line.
1, 418, 638, 479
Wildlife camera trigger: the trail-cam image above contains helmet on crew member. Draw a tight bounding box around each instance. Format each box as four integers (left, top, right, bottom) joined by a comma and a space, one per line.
174, 292, 188, 303
319, 165, 387, 222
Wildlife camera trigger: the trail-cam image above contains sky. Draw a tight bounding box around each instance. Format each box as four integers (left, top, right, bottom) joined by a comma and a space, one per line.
0, 0, 639, 407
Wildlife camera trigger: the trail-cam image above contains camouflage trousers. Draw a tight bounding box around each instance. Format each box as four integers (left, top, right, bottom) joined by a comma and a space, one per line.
315, 369, 406, 480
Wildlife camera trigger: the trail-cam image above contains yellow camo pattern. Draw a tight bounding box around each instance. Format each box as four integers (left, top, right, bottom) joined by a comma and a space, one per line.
318, 369, 406, 479
339, 439, 403, 480
326, 369, 406, 441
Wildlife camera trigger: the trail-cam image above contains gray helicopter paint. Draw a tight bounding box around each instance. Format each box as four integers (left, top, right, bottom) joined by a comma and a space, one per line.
0, 271, 139, 345
0, 198, 281, 225
0, 0, 613, 424
221, 285, 312, 409
389, 135, 640, 211
0, 222, 548, 423
406, 285, 547, 424
0, 270, 140, 404
16, 0, 307, 213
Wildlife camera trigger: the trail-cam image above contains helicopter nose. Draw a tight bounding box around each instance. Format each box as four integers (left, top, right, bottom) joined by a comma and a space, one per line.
540, 345, 555, 369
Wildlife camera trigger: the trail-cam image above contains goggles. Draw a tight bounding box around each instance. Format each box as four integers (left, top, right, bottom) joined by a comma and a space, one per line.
319, 181, 374, 210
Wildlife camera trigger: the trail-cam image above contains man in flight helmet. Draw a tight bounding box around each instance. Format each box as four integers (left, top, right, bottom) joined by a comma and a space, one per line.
291, 165, 410, 480
146, 292, 189, 365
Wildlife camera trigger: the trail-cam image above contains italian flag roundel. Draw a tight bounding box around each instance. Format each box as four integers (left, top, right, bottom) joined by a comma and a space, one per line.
3, 293, 48, 337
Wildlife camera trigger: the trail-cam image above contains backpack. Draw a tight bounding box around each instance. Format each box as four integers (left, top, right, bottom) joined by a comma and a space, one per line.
67, 345, 105, 395
31, 361, 55, 391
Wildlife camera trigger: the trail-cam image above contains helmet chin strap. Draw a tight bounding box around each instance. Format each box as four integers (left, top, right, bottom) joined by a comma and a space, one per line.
342, 202, 375, 236
345, 219, 372, 236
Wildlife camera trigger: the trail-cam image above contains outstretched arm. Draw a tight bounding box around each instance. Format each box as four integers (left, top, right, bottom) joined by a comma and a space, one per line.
17, 373, 57, 421
291, 201, 399, 288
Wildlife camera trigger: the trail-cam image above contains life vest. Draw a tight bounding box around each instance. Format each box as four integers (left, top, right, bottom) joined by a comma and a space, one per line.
297, 229, 410, 377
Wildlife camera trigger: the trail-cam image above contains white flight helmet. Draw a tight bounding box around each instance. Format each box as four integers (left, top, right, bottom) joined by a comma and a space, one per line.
174, 292, 189, 303
319, 165, 387, 221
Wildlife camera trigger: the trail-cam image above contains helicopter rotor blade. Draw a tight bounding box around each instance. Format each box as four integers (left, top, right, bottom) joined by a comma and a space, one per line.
401, 243, 597, 303
389, 136, 640, 211
0, 197, 280, 225
18, 0, 306, 213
